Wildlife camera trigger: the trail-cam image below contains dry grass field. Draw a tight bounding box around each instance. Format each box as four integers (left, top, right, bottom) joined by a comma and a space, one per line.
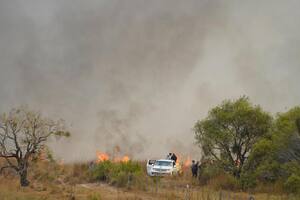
0, 160, 298, 200
0, 176, 296, 200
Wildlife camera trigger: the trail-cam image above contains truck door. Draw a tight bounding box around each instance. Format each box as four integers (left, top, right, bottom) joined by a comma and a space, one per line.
147, 160, 156, 175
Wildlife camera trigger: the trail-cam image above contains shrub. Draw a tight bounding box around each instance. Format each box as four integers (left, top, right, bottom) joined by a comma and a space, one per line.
240, 172, 257, 189
283, 161, 300, 177
209, 173, 240, 191
198, 163, 223, 185
284, 174, 300, 194
91, 161, 142, 188
91, 161, 113, 181
111, 171, 129, 187
254, 161, 281, 183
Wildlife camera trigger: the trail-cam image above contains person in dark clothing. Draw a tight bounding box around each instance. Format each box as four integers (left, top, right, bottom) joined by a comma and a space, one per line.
167, 153, 177, 163
170, 153, 177, 163
191, 160, 198, 177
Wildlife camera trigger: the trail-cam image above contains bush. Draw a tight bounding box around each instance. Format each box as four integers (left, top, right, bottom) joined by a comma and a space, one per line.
110, 171, 129, 187
283, 161, 300, 177
91, 161, 113, 181
284, 174, 300, 194
240, 173, 257, 189
91, 161, 142, 188
198, 163, 223, 185
255, 161, 282, 182
209, 173, 240, 191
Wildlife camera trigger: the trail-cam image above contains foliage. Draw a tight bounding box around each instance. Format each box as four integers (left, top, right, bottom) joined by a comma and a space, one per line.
91, 160, 142, 187
194, 96, 272, 177
241, 106, 300, 191
240, 171, 257, 189
198, 161, 223, 185
284, 174, 300, 194
197, 161, 240, 190
0, 106, 70, 186
211, 173, 240, 191
283, 161, 300, 176
194, 98, 300, 193
91, 161, 113, 181
275, 107, 300, 135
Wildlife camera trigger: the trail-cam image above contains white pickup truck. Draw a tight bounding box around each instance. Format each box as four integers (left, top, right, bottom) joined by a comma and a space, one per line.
146, 159, 180, 176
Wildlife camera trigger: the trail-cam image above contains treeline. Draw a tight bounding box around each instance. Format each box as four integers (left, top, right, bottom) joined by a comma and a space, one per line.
194, 96, 300, 194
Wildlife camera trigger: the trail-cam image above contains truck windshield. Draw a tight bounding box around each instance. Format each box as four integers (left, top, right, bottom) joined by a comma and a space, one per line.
155, 161, 173, 166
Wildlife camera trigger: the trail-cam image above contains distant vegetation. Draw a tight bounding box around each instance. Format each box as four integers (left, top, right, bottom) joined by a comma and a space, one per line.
194, 96, 300, 194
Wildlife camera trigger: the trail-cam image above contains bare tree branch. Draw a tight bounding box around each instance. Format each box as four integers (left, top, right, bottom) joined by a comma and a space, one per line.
0, 107, 70, 186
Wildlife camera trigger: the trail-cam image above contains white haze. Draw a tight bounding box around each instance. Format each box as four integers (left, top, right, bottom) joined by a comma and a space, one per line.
0, 0, 299, 162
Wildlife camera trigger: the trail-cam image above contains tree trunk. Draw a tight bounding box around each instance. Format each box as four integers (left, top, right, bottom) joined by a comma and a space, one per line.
19, 168, 30, 187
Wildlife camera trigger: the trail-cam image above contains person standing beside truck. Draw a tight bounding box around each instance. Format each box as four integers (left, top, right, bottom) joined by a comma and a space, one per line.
166, 153, 177, 163
170, 153, 177, 163
191, 160, 198, 177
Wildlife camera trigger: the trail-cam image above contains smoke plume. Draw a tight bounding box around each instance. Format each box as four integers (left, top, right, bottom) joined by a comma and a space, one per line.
0, 0, 300, 161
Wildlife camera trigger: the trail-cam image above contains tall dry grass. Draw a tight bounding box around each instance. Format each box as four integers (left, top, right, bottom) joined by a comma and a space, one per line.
0, 159, 298, 199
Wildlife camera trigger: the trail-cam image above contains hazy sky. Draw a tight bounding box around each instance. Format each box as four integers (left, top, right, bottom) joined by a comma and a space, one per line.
0, 0, 299, 162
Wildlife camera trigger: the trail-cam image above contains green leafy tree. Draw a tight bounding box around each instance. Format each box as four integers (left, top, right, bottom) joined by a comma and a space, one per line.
0, 107, 70, 186
244, 107, 300, 186
273, 107, 300, 163
194, 96, 272, 177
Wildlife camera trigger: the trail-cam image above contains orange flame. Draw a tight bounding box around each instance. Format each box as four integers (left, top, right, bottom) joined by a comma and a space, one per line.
122, 156, 129, 163
96, 151, 130, 163
96, 151, 109, 163
175, 157, 180, 167
184, 156, 192, 167
174, 154, 192, 169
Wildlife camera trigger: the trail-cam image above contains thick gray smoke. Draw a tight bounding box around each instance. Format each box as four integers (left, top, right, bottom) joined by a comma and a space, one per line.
0, 0, 300, 162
